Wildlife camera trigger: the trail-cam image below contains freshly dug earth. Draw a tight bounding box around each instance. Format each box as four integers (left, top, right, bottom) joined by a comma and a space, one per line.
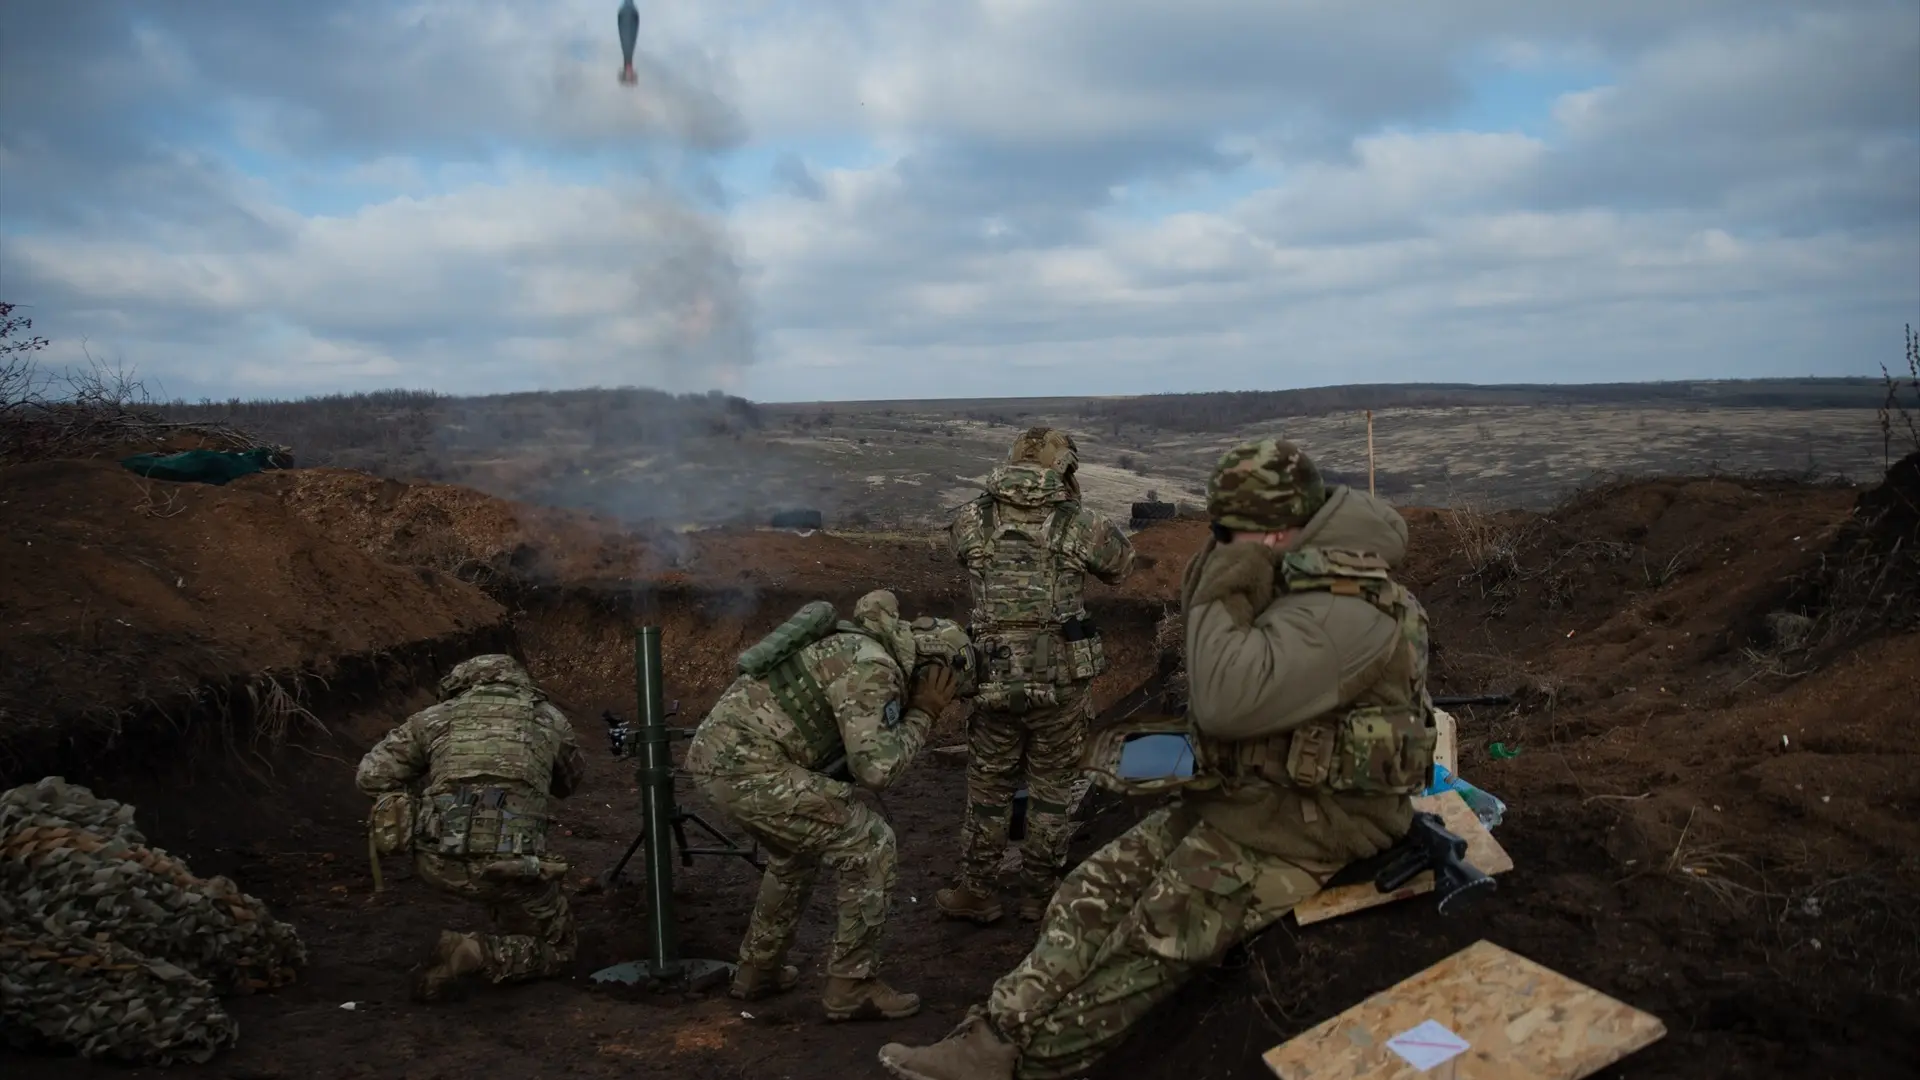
0, 460, 504, 779
4, 465, 1917, 1079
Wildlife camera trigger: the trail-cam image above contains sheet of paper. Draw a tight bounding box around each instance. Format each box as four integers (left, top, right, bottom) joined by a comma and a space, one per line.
1385, 1019, 1470, 1070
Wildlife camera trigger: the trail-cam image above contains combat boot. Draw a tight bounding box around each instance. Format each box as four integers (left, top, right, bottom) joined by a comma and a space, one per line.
877, 1008, 1018, 1080
412, 930, 485, 1002
1017, 894, 1048, 922
729, 963, 800, 1001
935, 883, 1004, 924
822, 975, 921, 1021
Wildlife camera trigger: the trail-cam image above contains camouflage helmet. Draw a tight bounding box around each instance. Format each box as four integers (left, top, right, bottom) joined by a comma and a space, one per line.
908, 616, 979, 698
1008, 427, 1078, 472
438, 654, 536, 700
1206, 437, 1328, 531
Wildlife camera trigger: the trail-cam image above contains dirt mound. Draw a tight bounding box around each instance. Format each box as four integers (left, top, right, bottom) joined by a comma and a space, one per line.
0, 460, 505, 777
256, 465, 1202, 604
1772, 449, 1920, 656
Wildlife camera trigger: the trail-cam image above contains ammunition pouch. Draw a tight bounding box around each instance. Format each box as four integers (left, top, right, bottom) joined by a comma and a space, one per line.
1060, 615, 1109, 682
1196, 705, 1435, 797
368, 792, 414, 856
420, 786, 551, 858
1282, 705, 1436, 796
974, 616, 1103, 714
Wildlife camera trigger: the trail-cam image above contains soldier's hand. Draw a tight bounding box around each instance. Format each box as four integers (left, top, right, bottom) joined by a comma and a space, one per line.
908, 662, 959, 717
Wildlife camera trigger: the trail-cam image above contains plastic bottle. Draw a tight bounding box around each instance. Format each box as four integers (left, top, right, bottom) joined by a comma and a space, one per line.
1424, 764, 1507, 830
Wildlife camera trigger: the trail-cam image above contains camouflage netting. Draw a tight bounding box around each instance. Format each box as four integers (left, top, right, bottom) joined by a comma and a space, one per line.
0, 777, 307, 1066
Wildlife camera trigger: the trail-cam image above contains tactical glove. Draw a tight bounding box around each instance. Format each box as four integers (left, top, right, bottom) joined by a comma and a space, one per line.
908, 662, 959, 717
1181, 539, 1278, 627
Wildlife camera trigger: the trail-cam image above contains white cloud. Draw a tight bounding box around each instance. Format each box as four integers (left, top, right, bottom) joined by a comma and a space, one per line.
0, 0, 1914, 403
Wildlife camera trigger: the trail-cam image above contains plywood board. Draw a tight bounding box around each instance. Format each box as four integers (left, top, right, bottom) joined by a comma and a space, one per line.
1433, 708, 1458, 777
1292, 790, 1513, 926
1263, 939, 1666, 1080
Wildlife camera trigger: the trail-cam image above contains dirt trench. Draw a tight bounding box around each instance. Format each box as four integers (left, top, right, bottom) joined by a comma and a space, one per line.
7, 463, 1920, 1080
1, 565, 1173, 1080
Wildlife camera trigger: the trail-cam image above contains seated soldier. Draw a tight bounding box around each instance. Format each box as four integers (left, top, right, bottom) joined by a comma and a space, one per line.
877, 437, 1433, 1080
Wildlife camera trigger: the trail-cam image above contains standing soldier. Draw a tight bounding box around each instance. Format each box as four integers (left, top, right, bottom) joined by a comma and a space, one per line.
936, 428, 1136, 925
878, 437, 1434, 1080
684, 590, 979, 1022
354, 654, 586, 1002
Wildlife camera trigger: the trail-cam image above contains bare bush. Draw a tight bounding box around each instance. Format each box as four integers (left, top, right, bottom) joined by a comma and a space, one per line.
1879, 324, 1919, 468
1442, 497, 1523, 590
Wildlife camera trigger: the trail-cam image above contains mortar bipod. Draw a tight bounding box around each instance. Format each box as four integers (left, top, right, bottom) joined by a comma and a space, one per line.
598, 701, 764, 888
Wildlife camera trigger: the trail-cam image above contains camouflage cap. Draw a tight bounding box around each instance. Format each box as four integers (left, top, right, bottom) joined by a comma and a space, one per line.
908, 616, 979, 698
438, 654, 536, 700
1206, 438, 1328, 531
1007, 427, 1078, 472
850, 589, 919, 672
851, 589, 901, 625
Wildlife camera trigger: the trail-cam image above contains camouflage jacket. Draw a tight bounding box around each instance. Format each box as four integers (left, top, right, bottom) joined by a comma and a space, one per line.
1180, 486, 1424, 865
951, 464, 1136, 633
354, 682, 586, 809
684, 618, 932, 791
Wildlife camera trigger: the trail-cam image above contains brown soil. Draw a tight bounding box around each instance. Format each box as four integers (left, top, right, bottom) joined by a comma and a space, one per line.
0, 460, 505, 776
3, 462, 1916, 1080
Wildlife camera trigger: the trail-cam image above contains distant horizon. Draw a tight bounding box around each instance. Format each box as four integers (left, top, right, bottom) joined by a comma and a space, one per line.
114, 372, 1898, 410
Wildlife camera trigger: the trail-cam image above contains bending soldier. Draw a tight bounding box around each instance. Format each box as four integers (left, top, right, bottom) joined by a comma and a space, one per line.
938, 427, 1135, 925
880, 437, 1436, 1080
684, 590, 979, 1021
354, 654, 586, 1002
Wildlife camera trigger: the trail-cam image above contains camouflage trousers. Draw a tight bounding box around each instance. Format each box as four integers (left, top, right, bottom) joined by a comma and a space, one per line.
693, 765, 896, 979
960, 684, 1092, 901
412, 852, 575, 983
985, 805, 1328, 1080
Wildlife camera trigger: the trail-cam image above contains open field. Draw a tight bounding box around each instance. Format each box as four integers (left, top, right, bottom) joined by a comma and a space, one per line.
143, 378, 1901, 529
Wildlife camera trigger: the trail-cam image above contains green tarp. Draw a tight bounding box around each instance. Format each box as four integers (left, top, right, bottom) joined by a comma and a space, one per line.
119, 447, 289, 486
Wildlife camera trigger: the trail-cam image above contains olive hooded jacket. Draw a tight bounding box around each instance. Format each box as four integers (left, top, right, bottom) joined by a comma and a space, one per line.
1179, 485, 1420, 866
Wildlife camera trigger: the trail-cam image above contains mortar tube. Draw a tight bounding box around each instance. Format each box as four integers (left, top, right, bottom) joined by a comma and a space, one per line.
636, 625, 682, 977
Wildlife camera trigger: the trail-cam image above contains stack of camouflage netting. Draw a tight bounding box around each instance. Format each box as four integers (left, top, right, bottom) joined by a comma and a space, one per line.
0, 776, 307, 1065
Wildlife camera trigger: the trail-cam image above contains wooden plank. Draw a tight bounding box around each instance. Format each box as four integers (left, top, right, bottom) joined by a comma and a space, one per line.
1433, 707, 1458, 777
1263, 939, 1666, 1080
1292, 790, 1513, 926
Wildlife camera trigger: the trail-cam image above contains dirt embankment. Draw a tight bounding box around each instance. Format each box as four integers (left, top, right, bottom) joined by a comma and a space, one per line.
3, 457, 1916, 1080
0, 460, 508, 783
253, 465, 1195, 730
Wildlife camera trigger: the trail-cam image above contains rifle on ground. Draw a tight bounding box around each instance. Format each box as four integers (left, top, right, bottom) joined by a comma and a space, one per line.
1431, 693, 1512, 708
1324, 810, 1495, 914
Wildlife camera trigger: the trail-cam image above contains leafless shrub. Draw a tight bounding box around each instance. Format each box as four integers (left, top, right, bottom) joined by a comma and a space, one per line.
1442, 496, 1525, 592
129, 474, 188, 519
1878, 324, 1919, 469
1642, 542, 1701, 588
0, 318, 265, 465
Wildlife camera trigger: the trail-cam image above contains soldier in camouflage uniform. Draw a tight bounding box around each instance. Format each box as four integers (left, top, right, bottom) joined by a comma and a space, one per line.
879, 438, 1435, 1080
354, 654, 586, 1002
937, 427, 1136, 925
684, 590, 979, 1022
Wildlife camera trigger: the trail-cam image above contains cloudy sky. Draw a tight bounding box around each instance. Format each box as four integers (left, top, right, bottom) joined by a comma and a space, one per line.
1, 2, 1915, 404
